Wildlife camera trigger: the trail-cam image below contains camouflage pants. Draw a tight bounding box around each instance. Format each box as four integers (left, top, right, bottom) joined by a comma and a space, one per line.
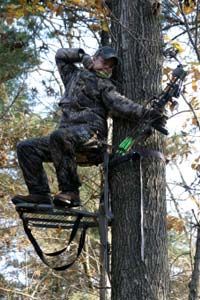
17, 126, 94, 194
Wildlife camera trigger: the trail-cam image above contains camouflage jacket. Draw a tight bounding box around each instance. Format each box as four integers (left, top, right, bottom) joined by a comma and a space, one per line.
55, 48, 144, 139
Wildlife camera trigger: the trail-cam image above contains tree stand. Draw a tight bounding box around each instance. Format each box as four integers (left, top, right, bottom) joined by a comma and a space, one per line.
13, 143, 164, 298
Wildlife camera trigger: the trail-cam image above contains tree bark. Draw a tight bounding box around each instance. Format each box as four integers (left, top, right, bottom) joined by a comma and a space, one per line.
110, 1, 169, 299
189, 227, 200, 300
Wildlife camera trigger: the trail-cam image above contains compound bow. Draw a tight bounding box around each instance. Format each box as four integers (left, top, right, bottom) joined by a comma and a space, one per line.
117, 61, 187, 155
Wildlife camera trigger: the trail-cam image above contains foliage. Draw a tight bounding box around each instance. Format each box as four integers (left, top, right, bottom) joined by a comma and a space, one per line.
0, 0, 199, 299
0, 22, 39, 85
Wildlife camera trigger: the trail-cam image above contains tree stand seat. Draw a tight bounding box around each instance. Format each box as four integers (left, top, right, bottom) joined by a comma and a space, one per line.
75, 139, 106, 166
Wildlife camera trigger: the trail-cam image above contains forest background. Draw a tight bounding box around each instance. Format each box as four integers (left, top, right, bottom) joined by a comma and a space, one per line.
0, 0, 200, 299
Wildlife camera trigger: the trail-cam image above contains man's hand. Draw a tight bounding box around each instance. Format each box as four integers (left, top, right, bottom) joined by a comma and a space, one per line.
145, 108, 168, 134
82, 54, 93, 70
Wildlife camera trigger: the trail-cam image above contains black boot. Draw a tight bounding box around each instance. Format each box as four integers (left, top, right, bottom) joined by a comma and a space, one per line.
53, 192, 81, 207
12, 194, 52, 205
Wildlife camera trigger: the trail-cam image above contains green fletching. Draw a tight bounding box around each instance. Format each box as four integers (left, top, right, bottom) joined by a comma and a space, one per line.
117, 137, 134, 155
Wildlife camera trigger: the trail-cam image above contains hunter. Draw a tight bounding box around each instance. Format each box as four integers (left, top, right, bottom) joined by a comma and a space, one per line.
12, 46, 166, 207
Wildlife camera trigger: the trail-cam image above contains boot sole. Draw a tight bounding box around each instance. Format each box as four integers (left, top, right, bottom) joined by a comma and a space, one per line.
12, 197, 52, 205
53, 198, 81, 208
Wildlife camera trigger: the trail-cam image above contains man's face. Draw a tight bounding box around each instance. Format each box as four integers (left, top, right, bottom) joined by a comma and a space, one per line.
92, 55, 116, 74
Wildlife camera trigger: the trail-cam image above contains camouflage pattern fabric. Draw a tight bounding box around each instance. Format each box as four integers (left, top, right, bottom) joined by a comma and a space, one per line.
56, 48, 144, 139
17, 48, 145, 194
17, 126, 94, 194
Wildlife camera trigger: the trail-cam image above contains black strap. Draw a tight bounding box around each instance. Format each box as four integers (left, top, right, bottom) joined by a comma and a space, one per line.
44, 215, 82, 257
19, 212, 87, 271
98, 152, 111, 281
133, 147, 165, 162
109, 148, 165, 169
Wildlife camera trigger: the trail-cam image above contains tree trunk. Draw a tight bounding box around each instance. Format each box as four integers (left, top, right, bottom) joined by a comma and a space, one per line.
189, 227, 200, 300
110, 1, 169, 299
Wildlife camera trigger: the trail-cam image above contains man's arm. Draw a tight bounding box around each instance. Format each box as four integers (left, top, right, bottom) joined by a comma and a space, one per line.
55, 48, 85, 85
101, 81, 167, 132
100, 81, 145, 121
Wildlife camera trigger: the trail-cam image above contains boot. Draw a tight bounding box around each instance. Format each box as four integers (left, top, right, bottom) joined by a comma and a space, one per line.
12, 194, 52, 205
53, 192, 81, 207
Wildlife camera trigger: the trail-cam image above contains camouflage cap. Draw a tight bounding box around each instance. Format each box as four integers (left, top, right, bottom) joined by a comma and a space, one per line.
94, 46, 119, 65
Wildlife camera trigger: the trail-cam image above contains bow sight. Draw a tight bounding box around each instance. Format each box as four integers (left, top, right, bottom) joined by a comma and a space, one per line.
152, 64, 187, 112
151, 64, 187, 135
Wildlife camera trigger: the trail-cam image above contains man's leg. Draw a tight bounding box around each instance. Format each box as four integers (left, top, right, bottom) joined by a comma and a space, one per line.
49, 129, 81, 193
49, 127, 93, 206
13, 136, 52, 204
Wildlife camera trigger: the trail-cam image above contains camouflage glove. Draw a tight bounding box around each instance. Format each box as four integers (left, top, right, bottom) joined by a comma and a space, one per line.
149, 109, 167, 126
82, 54, 93, 70
144, 108, 168, 134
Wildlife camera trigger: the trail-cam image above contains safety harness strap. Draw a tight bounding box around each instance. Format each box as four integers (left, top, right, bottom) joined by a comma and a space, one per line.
139, 157, 144, 261
109, 148, 165, 169
133, 147, 165, 162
